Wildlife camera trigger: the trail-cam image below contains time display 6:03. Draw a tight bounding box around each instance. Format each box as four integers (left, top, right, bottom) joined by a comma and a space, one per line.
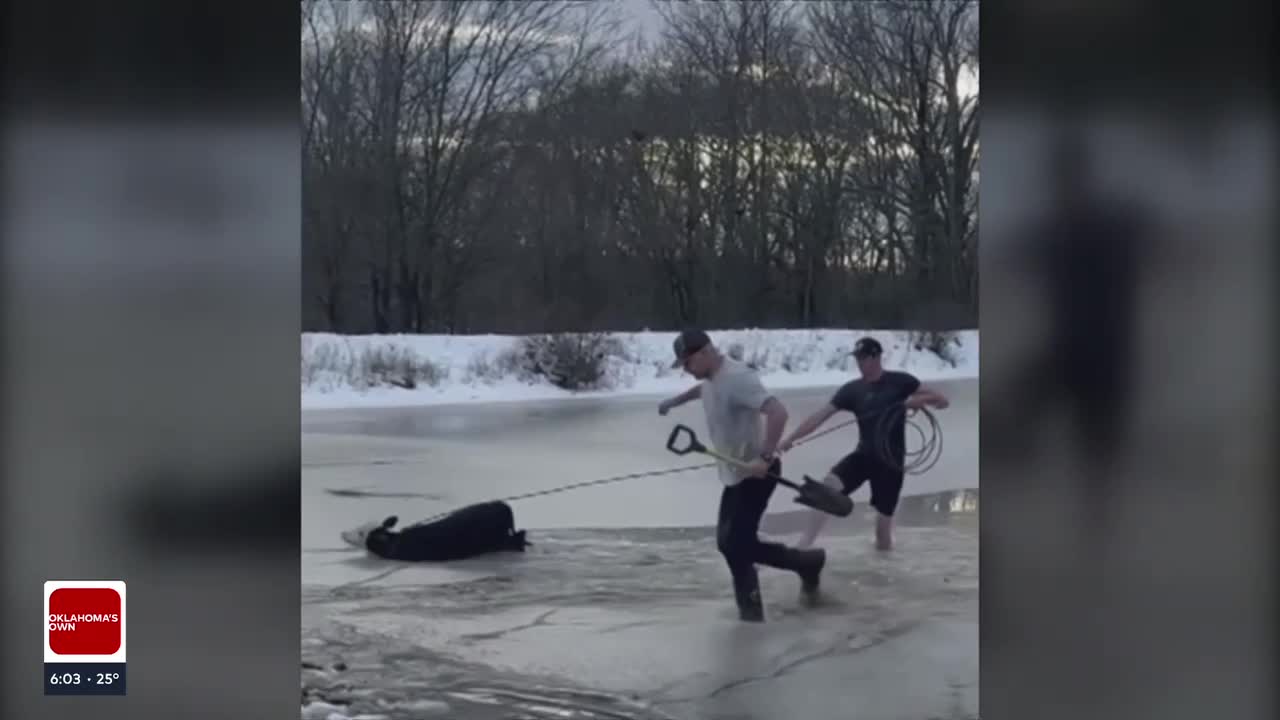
44, 662, 127, 696
48, 671, 121, 685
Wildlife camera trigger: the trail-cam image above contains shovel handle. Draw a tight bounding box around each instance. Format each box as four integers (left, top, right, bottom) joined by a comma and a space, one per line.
667, 424, 794, 483
666, 424, 706, 455
664, 425, 850, 517
772, 475, 801, 490
666, 425, 749, 469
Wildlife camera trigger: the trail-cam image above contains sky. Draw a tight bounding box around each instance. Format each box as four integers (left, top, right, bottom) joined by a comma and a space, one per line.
609, 0, 979, 97
303, 1, 976, 98
615, 0, 664, 41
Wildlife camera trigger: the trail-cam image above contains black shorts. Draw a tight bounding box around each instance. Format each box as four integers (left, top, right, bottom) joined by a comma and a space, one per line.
831, 452, 905, 517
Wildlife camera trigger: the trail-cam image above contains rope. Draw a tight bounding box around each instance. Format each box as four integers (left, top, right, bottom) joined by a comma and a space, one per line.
401, 404, 941, 529
328, 402, 942, 593
880, 405, 944, 475
405, 461, 716, 528
790, 404, 942, 475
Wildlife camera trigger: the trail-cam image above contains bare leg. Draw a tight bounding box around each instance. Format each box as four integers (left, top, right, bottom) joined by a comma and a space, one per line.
875, 513, 893, 551
796, 474, 843, 548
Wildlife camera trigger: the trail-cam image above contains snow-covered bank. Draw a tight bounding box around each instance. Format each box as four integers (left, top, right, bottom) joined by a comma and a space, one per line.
301, 329, 979, 411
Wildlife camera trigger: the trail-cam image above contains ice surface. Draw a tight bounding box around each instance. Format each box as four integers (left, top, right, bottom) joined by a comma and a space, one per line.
302, 379, 978, 720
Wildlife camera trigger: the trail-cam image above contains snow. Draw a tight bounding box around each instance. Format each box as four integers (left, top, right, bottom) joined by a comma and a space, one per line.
395, 700, 450, 714
300, 700, 399, 720
300, 701, 347, 720
301, 328, 978, 410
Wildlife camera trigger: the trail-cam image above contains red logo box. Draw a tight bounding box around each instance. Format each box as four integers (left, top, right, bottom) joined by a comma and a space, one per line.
44, 580, 127, 662
48, 588, 121, 655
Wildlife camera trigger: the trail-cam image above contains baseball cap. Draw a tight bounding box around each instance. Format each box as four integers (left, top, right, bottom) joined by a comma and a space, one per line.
851, 336, 883, 358
671, 329, 712, 367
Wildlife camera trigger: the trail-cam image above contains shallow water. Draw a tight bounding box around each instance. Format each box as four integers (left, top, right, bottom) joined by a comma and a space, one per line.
302, 381, 979, 719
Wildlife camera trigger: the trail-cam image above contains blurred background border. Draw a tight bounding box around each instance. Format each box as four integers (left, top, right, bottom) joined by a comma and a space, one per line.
2, 2, 300, 718
0, 0, 1274, 718
981, 0, 1276, 718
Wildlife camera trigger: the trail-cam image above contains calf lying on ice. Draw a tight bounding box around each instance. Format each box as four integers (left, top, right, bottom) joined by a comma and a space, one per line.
343, 501, 530, 561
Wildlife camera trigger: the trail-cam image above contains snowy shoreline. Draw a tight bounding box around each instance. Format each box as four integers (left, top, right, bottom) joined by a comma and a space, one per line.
301, 328, 979, 411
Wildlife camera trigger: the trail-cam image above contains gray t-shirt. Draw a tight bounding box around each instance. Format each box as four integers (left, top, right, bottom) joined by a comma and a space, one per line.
701, 358, 772, 487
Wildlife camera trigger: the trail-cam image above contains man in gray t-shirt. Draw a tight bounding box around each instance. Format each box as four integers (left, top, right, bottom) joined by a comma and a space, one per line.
659, 329, 826, 622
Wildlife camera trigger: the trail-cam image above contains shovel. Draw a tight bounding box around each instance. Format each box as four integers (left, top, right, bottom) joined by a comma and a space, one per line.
665, 424, 854, 518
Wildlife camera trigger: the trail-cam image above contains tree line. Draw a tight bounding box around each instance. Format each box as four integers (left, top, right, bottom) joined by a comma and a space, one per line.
302, 0, 978, 335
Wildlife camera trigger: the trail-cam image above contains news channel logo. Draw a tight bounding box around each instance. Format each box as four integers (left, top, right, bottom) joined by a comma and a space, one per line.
44, 580, 127, 696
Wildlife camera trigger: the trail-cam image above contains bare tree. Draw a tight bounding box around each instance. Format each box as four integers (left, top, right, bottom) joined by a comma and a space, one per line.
810, 0, 979, 319
303, 0, 367, 330
301, 0, 979, 334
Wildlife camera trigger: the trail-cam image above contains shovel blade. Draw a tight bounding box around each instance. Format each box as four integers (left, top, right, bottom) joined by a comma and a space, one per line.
794, 477, 854, 517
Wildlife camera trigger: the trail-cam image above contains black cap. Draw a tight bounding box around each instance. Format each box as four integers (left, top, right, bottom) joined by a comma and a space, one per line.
671, 329, 712, 367
852, 336, 883, 358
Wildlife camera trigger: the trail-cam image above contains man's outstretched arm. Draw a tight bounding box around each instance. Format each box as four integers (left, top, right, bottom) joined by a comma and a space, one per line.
658, 384, 702, 415
779, 403, 839, 453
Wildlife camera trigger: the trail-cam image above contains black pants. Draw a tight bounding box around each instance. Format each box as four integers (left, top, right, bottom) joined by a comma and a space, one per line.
716, 467, 806, 604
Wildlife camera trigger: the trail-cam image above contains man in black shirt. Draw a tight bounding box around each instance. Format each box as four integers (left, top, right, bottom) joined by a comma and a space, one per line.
780, 337, 950, 550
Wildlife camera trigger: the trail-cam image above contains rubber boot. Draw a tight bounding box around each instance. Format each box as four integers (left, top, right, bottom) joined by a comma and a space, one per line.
731, 567, 766, 622
736, 587, 765, 622
796, 548, 827, 604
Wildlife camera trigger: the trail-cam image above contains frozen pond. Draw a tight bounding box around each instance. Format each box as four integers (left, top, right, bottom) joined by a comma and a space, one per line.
302, 381, 978, 720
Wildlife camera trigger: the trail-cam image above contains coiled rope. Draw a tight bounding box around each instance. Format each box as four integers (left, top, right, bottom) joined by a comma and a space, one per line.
867, 403, 944, 475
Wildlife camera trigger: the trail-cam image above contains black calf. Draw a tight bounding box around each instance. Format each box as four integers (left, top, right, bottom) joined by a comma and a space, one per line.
364, 501, 530, 562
